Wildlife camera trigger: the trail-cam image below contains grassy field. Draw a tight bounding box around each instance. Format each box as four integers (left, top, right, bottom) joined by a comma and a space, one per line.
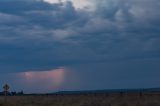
0, 92, 160, 106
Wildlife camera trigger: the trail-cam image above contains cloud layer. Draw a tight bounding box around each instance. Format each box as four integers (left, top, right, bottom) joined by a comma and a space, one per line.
0, 0, 159, 72
0, 0, 160, 92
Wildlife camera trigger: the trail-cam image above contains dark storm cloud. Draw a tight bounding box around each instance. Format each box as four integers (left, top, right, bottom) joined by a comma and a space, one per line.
0, 0, 53, 14
0, 0, 160, 73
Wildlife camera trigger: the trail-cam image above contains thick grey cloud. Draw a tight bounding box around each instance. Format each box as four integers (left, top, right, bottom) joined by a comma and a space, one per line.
0, 0, 160, 92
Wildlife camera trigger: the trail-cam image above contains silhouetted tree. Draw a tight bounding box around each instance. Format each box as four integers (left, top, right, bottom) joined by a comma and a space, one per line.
3, 84, 10, 96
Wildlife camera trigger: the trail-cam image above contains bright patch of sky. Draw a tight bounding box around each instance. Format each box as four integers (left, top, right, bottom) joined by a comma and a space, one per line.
43, 0, 94, 10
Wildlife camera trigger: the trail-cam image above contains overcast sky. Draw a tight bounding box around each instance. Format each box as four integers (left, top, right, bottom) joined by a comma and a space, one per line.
0, 0, 160, 93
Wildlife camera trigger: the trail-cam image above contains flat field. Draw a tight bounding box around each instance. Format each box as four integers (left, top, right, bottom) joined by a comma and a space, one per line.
0, 92, 160, 106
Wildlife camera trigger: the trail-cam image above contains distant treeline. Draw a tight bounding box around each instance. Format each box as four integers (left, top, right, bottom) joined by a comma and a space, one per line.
52, 88, 160, 95
0, 91, 24, 96
1, 87, 160, 96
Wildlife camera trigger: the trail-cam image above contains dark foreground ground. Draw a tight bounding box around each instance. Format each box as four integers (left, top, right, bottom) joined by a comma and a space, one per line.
0, 92, 160, 106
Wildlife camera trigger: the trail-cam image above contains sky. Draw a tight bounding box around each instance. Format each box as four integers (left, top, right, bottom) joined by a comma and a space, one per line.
0, 0, 160, 93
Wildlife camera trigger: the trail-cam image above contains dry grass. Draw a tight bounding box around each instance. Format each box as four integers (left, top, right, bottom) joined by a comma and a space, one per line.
0, 92, 160, 106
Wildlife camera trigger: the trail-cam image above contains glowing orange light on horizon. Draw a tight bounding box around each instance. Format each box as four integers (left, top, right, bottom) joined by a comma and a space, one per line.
19, 67, 66, 90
